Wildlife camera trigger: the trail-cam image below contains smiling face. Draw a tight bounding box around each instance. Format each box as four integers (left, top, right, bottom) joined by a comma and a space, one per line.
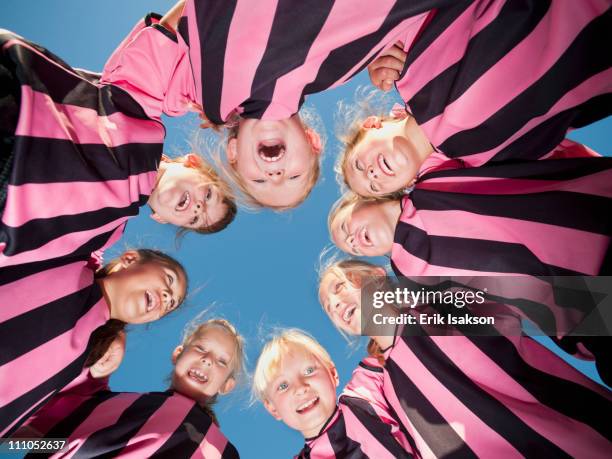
171, 327, 237, 404
330, 200, 398, 257
102, 252, 187, 324
344, 120, 421, 198
263, 346, 338, 439
148, 160, 229, 230
227, 115, 322, 208
319, 272, 362, 336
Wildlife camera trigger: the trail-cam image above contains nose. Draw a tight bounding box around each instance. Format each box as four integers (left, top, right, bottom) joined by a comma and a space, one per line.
265, 169, 284, 184
201, 355, 212, 367
194, 200, 204, 214
367, 165, 378, 179
294, 379, 309, 396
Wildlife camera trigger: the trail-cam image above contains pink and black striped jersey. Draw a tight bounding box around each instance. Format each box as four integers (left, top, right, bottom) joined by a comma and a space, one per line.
18, 379, 239, 459
297, 358, 415, 459
382, 322, 612, 458
0, 258, 109, 437
396, 0, 612, 165
0, 14, 194, 277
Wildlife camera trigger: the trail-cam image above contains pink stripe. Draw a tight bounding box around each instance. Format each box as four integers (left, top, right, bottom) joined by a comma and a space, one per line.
397, 0, 502, 98
391, 338, 522, 457
183, 0, 203, 105
15, 87, 164, 146
3, 171, 157, 227
306, 409, 341, 458
0, 261, 91, 322
432, 336, 612, 457
417, 168, 612, 199
119, 395, 193, 458
342, 405, 403, 458
416, 209, 608, 274
55, 393, 141, 459
0, 218, 127, 268
265, 1, 425, 120
221, 0, 278, 121
0, 390, 56, 437
0, 299, 109, 407
198, 422, 230, 459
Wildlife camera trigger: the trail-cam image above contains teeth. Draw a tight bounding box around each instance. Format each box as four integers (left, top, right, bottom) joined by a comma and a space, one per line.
378, 153, 395, 176
296, 397, 318, 413
177, 192, 190, 211
343, 306, 356, 322
145, 291, 153, 311
188, 368, 208, 383
258, 142, 286, 162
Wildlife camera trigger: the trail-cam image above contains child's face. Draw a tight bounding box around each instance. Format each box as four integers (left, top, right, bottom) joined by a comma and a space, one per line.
319, 272, 361, 335
149, 162, 229, 229
106, 253, 186, 324
171, 328, 237, 403
227, 115, 321, 207
345, 122, 420, 198
263, 346, 338, 439
331, 202, 395, 257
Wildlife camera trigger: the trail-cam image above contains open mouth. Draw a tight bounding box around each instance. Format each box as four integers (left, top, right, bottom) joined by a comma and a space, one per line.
296, 396, 319, 414
342, 304, 357, 323
357, 227, 373, 248
188, 368, 209, 384
145, 290, 160, 313
258, 139, 286, 162
176, 191, 191, 211
378, 154, 394, 176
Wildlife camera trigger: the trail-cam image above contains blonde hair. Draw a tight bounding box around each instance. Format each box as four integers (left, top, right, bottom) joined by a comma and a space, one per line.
334, 88, 410, 198
252, 329, 335, 402
327, 192, 363, 244
212, 108, 325, 211
167, 153, 238, 235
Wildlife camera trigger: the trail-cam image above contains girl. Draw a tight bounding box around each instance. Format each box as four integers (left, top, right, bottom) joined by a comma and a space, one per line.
165, 0, 610, 208
318, 259, 612, 458
253, 329, 415, 458
0, 13, 236, 274
17, 318, 243, 458
0, 248, 188, 436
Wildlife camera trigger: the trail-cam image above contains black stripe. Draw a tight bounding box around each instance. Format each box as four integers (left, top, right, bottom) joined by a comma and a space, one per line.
10, 136, 161, 185
151, 404, 213, 458
358, 361, 383, 373
380, 391, 421, 457
438, 8, 612, 156
1, 350, 91, 438
177, 17, 189, 47
302, 0, 457, 103
491, 95, 612, 162
340, 396, 413, 458
324, 412, 365, 459
74, 393, 168, 458
221, 442, 240, 459
152, 24, 178, 43
244, 0, 334, 118
394, 221, 580, 276
0, 229, 119, 286
194, 0, 238, 125
399, 334, 572, 457
2, 33, 151, 119
399, 1, 473, 79
411, 187, 612, 235
1, 197, 144, 256
466, 334, 612, 439
0, 282, 103, 364
385, 354, 476, 458
411, 0, 551, 123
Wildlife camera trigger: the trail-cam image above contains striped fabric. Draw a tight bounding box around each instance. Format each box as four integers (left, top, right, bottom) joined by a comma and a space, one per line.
0, 14, 193, 275
382, 323, 612, 458
0, 259, 109, 437
178, 0, 449, 124
396, 0, 612, 165
19, 383, 239, 459
297, 358, 414, 459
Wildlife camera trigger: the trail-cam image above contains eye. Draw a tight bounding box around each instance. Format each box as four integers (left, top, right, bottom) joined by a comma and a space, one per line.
370, 183, 379, 193
278, 382, 288, 392
190, 215, 199, 226
205, 187, 212, 201
218, 359, 228, 367
304, 366, 315, 376
253, 179, 266, 184
196, 345, 206, 353
289, 175, 300, 180
334, 281, 345, 294
354, 159, 364, 172
167, 274, 174, 285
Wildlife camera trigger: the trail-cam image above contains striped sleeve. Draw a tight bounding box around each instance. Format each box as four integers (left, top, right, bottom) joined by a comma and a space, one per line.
178, 0, 452, 124
382, 324, 612, 458
0, 261, 109, 437
22, 391, 239, 459
0, 23, 165, 272
396, 0, 612, 164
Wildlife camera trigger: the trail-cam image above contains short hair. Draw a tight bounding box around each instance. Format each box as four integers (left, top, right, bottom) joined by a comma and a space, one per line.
252, 329, 335, 402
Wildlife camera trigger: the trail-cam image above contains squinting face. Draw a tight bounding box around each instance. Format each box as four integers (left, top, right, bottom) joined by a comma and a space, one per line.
229, 116, 320, 207
148, 162, 228, 229
264, 347, 338, 439
345, 124, 420, 197
331, 202, 395, 257
109, 260, 186, 324
172, 328, 236, 402
319, 272, 361, 335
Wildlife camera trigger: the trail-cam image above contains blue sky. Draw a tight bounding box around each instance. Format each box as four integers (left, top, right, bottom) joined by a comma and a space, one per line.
2, 1, 610, 457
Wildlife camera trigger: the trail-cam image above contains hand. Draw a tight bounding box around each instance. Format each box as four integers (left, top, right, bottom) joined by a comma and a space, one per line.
367, 41, 407, 92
